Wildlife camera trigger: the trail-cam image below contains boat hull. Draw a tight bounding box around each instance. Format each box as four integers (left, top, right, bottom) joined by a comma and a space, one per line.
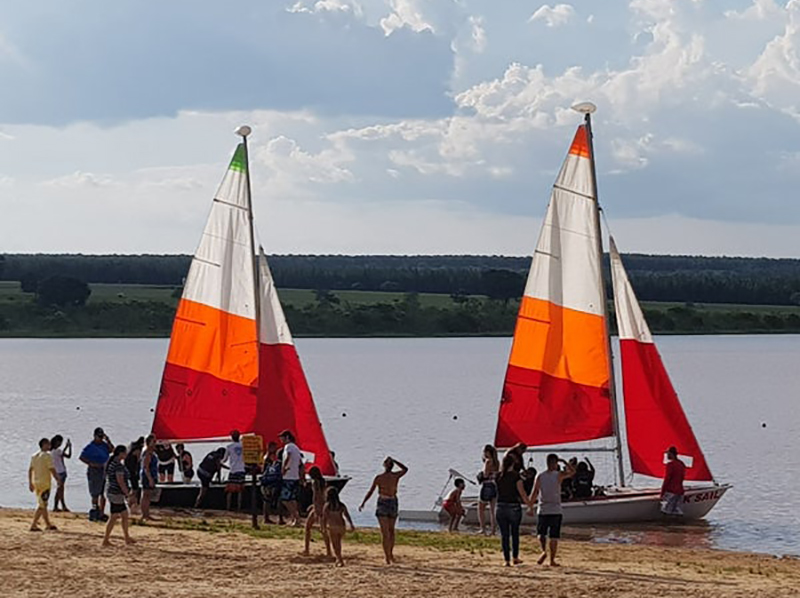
402, 484, 730, 526
152, 476, 350, 513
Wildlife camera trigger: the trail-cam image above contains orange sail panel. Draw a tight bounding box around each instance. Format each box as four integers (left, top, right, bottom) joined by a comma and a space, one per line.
252, 252, 337, 476
495, 125, 613, 448
609, 238, 713, 482
153, 144, 260, 441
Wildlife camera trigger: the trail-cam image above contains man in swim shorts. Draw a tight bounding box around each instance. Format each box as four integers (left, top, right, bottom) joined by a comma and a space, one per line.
29, 438, 58, 532
359, 456, 408, 564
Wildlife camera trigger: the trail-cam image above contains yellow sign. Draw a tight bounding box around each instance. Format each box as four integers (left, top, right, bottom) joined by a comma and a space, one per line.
242, 435, 264, 466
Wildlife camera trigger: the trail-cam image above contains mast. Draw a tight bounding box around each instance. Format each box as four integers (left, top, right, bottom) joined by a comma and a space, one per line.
236, 125, 262, 372
578, 104, 626, 487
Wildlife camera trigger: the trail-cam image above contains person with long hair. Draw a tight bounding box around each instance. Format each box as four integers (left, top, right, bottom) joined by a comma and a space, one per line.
303, 466, 331, 558
359, 456, 408, 565
125, 437, 144, 513
477, 444, 499, 535
50, 434, 72, 512
140, 434, 158, 522
102, 444, 135, 546
322, 487, 355, 567
495, 453, 532, 567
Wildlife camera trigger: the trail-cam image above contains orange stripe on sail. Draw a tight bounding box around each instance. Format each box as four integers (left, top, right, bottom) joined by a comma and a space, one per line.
508, 296, 608, 389
166, 298, 259, 387
568, 125, 591, 159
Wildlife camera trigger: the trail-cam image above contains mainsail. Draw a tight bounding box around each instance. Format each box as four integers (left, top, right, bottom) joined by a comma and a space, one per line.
153, 144, 259, 441
495, 125, 613, 448
252, 250, 336, 476
609, 237, 713, 481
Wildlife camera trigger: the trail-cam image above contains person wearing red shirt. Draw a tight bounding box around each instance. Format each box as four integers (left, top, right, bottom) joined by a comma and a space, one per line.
660, 446, 686, 516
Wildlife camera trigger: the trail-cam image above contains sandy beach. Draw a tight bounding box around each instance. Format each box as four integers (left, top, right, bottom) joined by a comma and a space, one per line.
1, 508, 799, 597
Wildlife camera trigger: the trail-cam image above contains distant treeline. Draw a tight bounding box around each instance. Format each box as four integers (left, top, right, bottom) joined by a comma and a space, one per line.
3, 253, 800, 306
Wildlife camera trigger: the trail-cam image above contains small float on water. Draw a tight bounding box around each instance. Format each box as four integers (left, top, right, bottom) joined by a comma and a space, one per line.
401, 103, 730, 526
149, 126, 348, 510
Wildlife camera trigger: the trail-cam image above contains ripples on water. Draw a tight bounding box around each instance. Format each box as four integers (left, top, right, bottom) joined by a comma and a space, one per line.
0, 336, 798, 556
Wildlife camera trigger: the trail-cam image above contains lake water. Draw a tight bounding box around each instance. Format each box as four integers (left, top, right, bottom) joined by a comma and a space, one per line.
1, 336, 798, 556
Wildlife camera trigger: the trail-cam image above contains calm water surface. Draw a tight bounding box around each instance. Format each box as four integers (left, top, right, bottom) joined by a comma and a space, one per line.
1, 336, 798, 555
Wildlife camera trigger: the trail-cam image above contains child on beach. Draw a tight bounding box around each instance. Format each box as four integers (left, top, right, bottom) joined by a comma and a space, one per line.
303, 466, 332, 558
50, 435, 72, 512
443, 478, 466, 532
322, 487, 355, 567
29, 438, 58, 532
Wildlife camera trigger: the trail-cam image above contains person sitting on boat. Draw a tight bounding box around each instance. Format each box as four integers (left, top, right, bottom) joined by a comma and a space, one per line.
155, 441, 177, 484
561, 457, 578, 501
176, 444, 194, 483
529, 454, 575, 567
359, 456, 408, 565
223, 430, 246, 511
260, 442, 284, 525
521, 466, 538, 495
572, 458, 595, 499
194, 447, 226, 509
660, 446, 686, 516
477, 444, 499, 536
279, 430, 305, 527
504, 443, 527, 473
442, 478, 466, 532
330, 450, 341, 477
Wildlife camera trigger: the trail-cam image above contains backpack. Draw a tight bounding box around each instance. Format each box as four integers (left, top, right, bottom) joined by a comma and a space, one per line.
261, 461, 282, 487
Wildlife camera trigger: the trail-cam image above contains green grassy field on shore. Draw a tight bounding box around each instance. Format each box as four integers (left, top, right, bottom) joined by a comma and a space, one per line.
1, 280, 800, 337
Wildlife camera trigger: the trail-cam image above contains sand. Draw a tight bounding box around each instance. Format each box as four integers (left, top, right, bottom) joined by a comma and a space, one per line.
2, 508, 799, 598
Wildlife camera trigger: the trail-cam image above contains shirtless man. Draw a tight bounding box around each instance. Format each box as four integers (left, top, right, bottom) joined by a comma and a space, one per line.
359, 456, 408, 564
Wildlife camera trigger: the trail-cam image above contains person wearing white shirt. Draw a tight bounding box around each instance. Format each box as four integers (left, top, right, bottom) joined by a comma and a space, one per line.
279, 430, 304, 526
50, 435, 72, 512
223, 430, 245, 511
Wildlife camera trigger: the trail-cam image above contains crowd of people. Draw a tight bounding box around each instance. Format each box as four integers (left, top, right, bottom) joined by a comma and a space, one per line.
27, 429, 687, 568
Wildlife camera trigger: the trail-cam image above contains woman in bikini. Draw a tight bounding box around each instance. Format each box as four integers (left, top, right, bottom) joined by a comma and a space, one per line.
477, 444, 499, 535
322, 487, 355, 567
303, 466, 332, 558
359, 456, 408, 565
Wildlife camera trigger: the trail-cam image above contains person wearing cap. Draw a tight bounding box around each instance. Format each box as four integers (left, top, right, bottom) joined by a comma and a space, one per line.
660, 446, 686, 516
79, 427, 114, 522
279, 430, 304, 527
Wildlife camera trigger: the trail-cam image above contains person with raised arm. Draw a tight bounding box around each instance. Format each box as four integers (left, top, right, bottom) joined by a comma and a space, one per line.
529, 453, 575, 567
359, 456, 408, 565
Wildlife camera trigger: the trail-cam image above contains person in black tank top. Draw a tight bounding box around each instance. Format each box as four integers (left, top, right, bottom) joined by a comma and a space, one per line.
495, 453, 533, 567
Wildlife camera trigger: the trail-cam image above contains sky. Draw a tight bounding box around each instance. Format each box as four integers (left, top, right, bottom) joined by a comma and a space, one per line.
2, 0, 800, 257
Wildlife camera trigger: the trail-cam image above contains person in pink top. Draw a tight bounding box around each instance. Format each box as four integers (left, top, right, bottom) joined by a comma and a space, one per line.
660, 446, 686, 516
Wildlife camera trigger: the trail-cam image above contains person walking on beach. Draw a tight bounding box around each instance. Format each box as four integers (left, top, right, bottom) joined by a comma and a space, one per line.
195, 447, 226, 509
280, 430, 304, 526
478, 444, 499, 536
140, 434, 159, 521
79, 427, 113, 522
103, 445, 135, 547
495, 453, 531, 567
322, 487, 355, 567
359, 456, 408, 565
29, 438, 58, 532
529, 453, 575, 567
260, 442, 283, 524
303, 466, 331, 558
50, 435, 71, 512
661, 446, 686, 516
224, 430, 245, 511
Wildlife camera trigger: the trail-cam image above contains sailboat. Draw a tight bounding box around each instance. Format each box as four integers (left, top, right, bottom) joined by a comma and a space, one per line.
150, 126, 345, 509
409, 103, 729, 525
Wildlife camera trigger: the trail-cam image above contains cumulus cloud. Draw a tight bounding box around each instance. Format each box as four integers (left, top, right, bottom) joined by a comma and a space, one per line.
529, 4, 576, 28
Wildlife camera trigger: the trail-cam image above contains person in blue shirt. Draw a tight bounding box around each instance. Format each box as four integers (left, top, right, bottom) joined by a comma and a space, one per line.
79, 427, 113, 522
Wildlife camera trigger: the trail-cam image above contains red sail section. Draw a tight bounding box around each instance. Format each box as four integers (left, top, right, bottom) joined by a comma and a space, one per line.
253, 344, 336, 476
620, 341, 713, 481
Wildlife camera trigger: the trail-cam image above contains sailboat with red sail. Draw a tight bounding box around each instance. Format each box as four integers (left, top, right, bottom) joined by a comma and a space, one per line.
151, 126, 344, 508
419, 103, 729, 525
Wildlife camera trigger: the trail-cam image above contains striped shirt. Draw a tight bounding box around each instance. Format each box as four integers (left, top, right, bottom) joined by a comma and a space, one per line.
106, 458, 129, 496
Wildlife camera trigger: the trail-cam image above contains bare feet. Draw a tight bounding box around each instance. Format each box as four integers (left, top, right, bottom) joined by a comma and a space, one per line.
46, 525, 58, 531
549, 560, 560, 567
537, 552, 547, 565
513, 558, 523, 566
53, 508, 62, 512
335, 560, 345, 567
503, 561, 510, 567
125, 537, 136, 545
29, 526, 42, 532
302, 550, 310, 557
102, 540, 111, 547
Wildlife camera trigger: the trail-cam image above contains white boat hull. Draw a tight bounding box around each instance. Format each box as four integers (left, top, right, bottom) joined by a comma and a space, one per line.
401, 484, 730, 526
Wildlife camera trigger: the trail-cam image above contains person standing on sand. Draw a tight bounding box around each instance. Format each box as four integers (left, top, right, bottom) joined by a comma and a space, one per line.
103, 445, 135, 547
140, 434, 159, 521
303, 466, 332, 558
359, 456, 408, 565
661, 446, 686, 516
224, 430, 246, 511
322, 487, 355, 567
79, 427, 113, 522
260, 442, 283, 525
495, 453, 531, 567
529, 453, 575, 567
125, 438, 144, 513
279, 430, 304, 526
29, 438, 59, 532
478, 444, 499, 536
50, 435, 71, 512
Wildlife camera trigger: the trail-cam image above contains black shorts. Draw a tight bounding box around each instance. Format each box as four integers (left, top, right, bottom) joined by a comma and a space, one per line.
537, 514, 563, 539
109, 500, 128, 514
198, 470, 213, 488
158, 462, 175, 475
